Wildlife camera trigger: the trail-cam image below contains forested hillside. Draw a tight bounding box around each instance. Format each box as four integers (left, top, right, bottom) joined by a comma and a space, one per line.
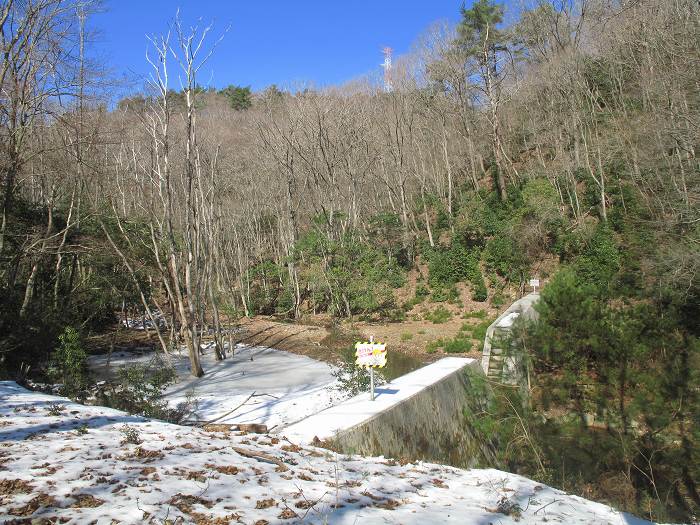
0, 0, 697, 521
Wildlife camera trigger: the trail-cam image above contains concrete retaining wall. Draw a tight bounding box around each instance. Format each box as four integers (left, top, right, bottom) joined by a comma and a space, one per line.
330, 359, 494, 468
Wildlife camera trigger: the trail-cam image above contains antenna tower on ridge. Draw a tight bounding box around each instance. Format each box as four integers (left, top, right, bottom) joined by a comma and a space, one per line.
382, 47, 393, 93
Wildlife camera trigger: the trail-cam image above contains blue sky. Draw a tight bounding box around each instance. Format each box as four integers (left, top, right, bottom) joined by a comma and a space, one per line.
91, 1, 466, 94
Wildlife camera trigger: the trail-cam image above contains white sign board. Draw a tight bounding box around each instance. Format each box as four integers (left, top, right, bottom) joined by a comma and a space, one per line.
355, 342, 387, 368
529, 279, 540, 288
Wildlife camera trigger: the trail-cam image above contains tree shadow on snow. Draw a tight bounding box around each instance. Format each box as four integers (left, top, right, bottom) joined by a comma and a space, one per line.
0, 411, 145, 442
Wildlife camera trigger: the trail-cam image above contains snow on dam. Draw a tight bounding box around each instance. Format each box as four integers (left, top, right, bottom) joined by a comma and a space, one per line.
280, 357, 494, 467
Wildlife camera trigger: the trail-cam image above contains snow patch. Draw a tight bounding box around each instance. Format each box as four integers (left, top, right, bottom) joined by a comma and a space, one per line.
0, 381, 654, 524
88, 344, 347, 429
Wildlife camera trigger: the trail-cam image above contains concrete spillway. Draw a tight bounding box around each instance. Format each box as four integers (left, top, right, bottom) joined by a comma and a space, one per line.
280, 357, 493, 467
481, 292, 540, 383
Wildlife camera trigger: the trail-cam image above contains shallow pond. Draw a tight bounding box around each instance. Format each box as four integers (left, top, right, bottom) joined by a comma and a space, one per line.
334, 345, 426, 381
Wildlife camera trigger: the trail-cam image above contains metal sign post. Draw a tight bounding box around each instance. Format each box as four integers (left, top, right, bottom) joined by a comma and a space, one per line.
369, 336, 375, 401
529, 278, 540, 293
354, 335, 387, 402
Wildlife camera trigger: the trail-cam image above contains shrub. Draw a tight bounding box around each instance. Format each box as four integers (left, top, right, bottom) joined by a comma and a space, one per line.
516, 178, 564, 255
455, 191, 512, 244
505, 260, 699, 521
414, 283, 430, 300
574, 225, 621, 294
120, 424, 142, 445
431, 285, 459, 303
483, 236, 527, 281
98, 358, 195, 423
443, 336, 472, 354
331, 355, 386, 397
48, 327, 89, 399
293, 232, 406, 317
491, 292, 506, 308
519, 179, 560, 223
219, 303, 245, 321
423, 241, 488, 302
425, 243, 481, 287
471, 274, 488, 302
117, 361, 176, 416
403, 285, 429, 310
425, 339, 445, 353
463, 309, 488, 320
496, 497, 523, 518
275, 285, 296, 314
424, 306, 452, 324
471, 317, 495, 343
400, 332, 413, 341
383, 308, 406, 322
47, 403, 65, 416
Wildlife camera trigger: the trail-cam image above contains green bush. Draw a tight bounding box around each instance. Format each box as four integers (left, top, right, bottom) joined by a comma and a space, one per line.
435, 207, 451, 232
471, 274, 488, 302
426, 339, 445, 353
505, 261, 700, 521
491, 292, 506, 308
463, 309, 488, 320
414, 283, 430, 300
403, 283, 430, 310
47, 403, 65, 416
459, 322, 473, 333
471, 317, 495, 343
424, 306, 452, 324
404, 284, 430, 310
331, 355, 386, 396
48, 327, 89, 399
116, 362, 177, 418
119, 424, 142, 445
425, 243, 481, 286
219, 303, 245, 321
275, 285, 296, 314
293, 231, 406, 317
431, 285, 459, 303
384, 308, 406, 322
400, 332, 413, 341
455, 191, 512, 244
423, 241, 488, 301
98, 359, 195, 423
574, 225, 621, 294
443, 336, 473, 354
517, 178, 564, 242
367, 212, 411, 268
483, 236, 527, 281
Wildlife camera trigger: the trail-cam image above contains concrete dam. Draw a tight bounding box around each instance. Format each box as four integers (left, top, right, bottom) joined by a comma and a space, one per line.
280, 357, 495, 467
279, 293, 541, 466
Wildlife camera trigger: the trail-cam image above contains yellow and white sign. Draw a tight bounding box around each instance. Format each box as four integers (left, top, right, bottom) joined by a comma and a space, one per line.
355, 341, 387, 368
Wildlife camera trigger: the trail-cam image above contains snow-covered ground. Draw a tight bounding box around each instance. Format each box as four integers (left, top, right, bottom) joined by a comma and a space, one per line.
88, 344, 347, 430
0, 381, 654, 524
